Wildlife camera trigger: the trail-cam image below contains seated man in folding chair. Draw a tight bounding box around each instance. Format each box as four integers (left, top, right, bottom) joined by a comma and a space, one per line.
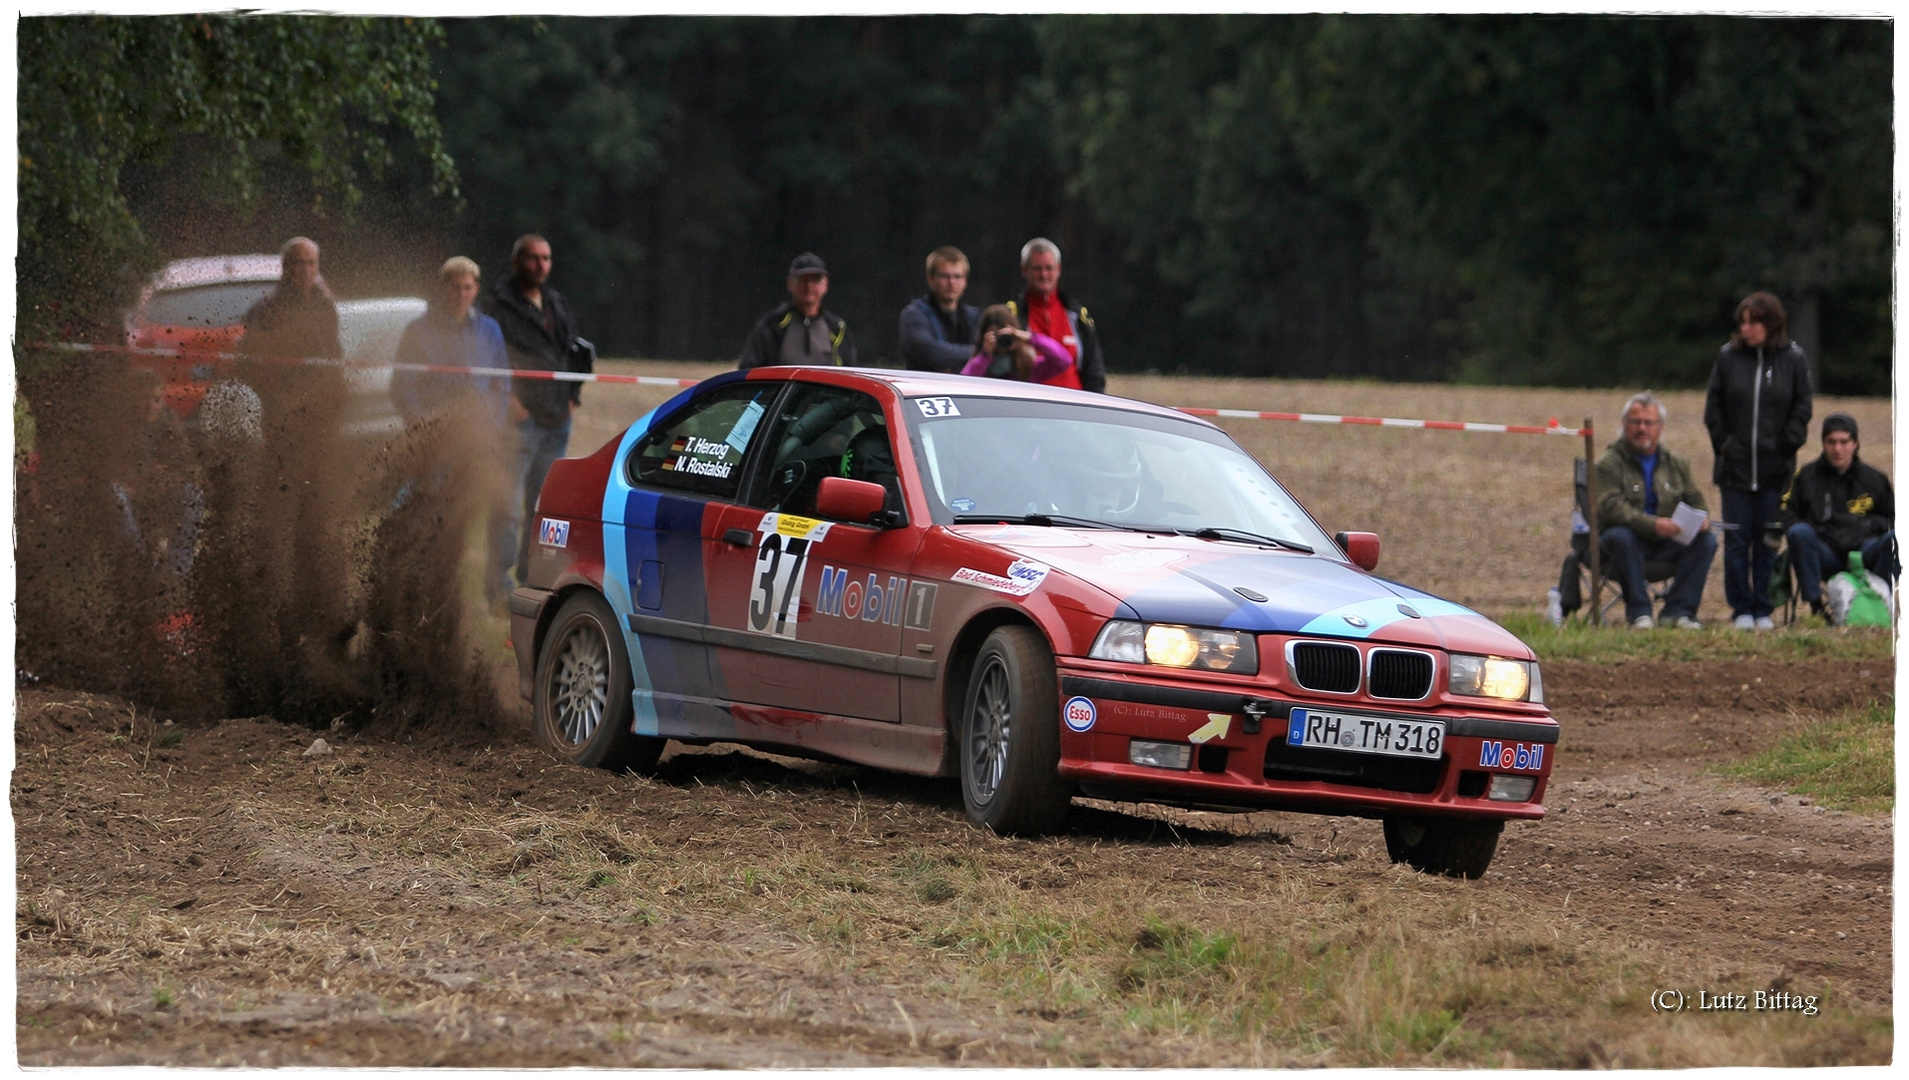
1779, 412, 1896, 622
1584, 392, 1719, 629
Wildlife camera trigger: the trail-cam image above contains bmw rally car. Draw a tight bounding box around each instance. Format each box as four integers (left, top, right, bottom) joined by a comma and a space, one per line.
509, 369, 1555, 877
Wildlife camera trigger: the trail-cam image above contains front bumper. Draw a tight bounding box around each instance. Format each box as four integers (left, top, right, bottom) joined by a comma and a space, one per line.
1054, 670, 1556, 822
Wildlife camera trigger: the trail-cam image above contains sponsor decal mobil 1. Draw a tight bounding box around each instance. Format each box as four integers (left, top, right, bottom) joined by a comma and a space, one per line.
951, 558, 1050, 597
816, 567, 907, 624
1480, 740, 1544, 771
538, 518, 570, 548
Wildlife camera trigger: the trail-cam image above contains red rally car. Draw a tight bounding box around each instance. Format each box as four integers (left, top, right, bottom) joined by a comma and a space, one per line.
509, 368, 1555, 877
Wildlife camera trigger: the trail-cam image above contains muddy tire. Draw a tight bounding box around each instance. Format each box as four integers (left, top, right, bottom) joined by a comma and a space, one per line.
1382, 817, 1502, 879
534, 591, 664, 774
959, 625, 1071, 836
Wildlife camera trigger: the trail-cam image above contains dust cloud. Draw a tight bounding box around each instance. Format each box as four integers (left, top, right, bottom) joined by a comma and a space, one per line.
15, 348, 511, 733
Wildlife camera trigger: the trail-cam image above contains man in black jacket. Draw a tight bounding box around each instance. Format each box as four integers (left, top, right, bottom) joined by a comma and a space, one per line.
897, 246, 979, 373
1702, 292, 1813, 629
483, 233, 592, 592
738, 253, 857, 369
1781, 413, 1896, 619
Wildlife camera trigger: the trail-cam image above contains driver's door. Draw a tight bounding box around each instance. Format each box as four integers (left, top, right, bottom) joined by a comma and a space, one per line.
705, 382, 919, 722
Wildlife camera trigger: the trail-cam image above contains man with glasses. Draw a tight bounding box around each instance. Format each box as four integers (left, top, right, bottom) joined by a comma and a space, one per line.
898, 246, 980, 373
1585, 391, 1718, 629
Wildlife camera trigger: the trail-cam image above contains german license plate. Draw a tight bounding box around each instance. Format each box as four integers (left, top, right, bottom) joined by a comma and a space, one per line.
1286, 708, 1445, 760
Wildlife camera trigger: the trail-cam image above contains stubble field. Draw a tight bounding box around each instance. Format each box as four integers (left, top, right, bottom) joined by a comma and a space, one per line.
14, 364, 1894, 1066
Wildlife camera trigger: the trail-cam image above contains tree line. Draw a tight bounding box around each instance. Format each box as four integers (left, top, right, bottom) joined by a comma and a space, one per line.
19, 14, 1892, 394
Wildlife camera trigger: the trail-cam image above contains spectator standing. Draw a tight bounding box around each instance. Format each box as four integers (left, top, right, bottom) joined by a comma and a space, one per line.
1005, 238, 1105, 392
238, 236, 342, 361
394, 257, 515, 601
1703, 291, 1813, 630
898, 247, 979, 373
739, 253, 857, 368
393, 257, 511, 427
1780, 413, 1896, 620
1592, 392, 1718, 629
483, 233, 592, 590
959, 304, 1075, 382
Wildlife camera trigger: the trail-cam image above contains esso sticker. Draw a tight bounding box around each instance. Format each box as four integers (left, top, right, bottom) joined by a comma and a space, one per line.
914, 396, 961, 418
1063, 696, 1097, 733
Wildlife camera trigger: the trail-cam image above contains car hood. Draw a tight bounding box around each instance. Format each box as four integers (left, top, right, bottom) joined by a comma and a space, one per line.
950, 525, 1531, 656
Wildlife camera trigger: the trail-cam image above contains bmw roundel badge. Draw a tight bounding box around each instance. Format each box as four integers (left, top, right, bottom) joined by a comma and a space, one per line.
1342, 614, 1369, 628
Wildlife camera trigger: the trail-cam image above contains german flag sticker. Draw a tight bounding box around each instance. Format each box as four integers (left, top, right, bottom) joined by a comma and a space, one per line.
669, 436, 690, 454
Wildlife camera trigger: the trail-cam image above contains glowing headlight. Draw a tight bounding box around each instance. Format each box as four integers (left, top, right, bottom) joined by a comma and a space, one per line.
1448, 654, 1535, 702
1089, 620, 1257, 674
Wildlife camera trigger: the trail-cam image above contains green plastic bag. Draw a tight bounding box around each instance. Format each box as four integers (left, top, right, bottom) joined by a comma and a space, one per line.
1766, 549, 1792, 610
1825, 551, 1894, 627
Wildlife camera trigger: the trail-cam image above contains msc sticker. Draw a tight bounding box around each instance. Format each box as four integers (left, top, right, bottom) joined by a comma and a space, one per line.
1063, 696, 1096, 733
915, 396, 961, 418
538, 518, 570, 548
758, 512, 834, 542
950, 497, 976, 512
1187, 713, 1231, 744
951, 558, 1050, 597
1480, 740, 1545, 772
903, 581, 938, 631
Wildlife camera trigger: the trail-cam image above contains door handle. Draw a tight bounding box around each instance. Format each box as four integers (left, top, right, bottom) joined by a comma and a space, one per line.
722, 528, 754, 547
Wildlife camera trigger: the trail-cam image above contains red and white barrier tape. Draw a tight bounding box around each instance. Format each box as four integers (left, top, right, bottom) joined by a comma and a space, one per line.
31, 341, 1593, 437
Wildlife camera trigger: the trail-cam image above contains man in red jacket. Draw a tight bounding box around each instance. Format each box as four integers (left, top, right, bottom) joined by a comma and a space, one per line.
1006, 238, 1106, 393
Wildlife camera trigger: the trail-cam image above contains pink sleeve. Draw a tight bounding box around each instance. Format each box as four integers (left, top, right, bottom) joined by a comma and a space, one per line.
1027, 332, 1075, 381
958, 352, 990, 377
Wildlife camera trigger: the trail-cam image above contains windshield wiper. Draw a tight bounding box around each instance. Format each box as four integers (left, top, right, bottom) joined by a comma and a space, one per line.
952, 513, 1121, 530
1182, 526, 1313, 553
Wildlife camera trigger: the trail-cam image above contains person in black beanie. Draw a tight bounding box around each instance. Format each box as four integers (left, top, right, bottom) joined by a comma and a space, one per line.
1780, 412, 1896, 620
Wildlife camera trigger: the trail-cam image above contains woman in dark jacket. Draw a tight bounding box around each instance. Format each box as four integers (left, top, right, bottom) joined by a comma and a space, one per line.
1702, 291, 1813, 629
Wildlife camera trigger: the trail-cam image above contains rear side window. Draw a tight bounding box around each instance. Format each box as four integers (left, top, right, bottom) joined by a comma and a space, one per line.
628, 382, 781, 500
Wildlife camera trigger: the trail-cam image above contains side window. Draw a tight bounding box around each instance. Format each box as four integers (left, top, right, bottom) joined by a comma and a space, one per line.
627, 382, 780, 500
747, 384, 898, 520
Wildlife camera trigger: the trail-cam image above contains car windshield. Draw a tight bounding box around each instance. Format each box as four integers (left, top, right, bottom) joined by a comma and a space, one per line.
904, 395, 1336, 550
142, 282, 276, 329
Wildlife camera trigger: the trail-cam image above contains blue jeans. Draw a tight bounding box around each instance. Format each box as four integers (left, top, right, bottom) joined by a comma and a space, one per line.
1602, 525, 1718, 622
510, 415, 573, 589
1720, 488, 1783, 618
1786, 524, 1899, 603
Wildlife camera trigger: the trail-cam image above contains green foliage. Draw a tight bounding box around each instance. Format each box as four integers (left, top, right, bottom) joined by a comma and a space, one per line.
1044, 15, 1892, 392
16, 15, 455, 339
1723, 700, 1894, 814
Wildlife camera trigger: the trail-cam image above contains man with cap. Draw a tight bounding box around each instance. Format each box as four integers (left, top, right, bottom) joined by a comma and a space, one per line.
738, 253, 858, 369
1779, 412, 1896, 620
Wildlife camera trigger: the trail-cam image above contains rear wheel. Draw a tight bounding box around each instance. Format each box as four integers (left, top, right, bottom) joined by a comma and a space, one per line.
534, 591, 664, 773
1382, 817, 1502, 879
959, 625, 1071, 835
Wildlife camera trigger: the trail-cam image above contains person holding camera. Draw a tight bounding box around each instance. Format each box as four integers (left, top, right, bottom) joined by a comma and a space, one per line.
960, 304, 1074, 383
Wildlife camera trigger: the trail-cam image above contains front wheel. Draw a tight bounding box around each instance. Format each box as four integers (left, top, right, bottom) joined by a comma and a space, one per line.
1382, 817, 1502, 879
534, 591, 665, 773
959, 625, 1072, 836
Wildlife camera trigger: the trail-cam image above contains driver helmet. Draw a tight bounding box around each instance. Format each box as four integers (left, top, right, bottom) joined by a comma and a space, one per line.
1073, 436, 1144, 517
840, 425, 895, 487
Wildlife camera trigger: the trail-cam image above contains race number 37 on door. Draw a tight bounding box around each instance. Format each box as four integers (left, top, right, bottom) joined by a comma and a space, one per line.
749, 514, 833, 638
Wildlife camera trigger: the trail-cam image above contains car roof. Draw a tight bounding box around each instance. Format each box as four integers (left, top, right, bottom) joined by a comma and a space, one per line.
796, 367, 1213, 428
151, 255, 283, 290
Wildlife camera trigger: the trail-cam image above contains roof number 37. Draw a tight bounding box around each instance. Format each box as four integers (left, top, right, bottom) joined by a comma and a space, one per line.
914, 397, 961, 418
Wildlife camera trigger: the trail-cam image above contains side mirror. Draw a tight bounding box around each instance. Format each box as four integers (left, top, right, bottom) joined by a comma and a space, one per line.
816, 476, 888, 524
1336, 531, 1380, 572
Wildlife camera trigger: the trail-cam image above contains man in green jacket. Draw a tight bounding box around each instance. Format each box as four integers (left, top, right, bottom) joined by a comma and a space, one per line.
1590, 392, 1719, 629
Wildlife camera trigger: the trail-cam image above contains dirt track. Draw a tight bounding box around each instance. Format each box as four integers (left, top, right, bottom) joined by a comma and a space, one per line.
14, 656, 1891, 1066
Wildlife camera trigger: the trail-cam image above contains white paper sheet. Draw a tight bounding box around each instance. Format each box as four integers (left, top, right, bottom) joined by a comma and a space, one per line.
1671, 501, 1709, 546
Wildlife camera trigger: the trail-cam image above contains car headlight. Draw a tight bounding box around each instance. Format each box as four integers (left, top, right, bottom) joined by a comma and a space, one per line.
1089, 620, 1257, 675
1448, 654, 1538, 702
